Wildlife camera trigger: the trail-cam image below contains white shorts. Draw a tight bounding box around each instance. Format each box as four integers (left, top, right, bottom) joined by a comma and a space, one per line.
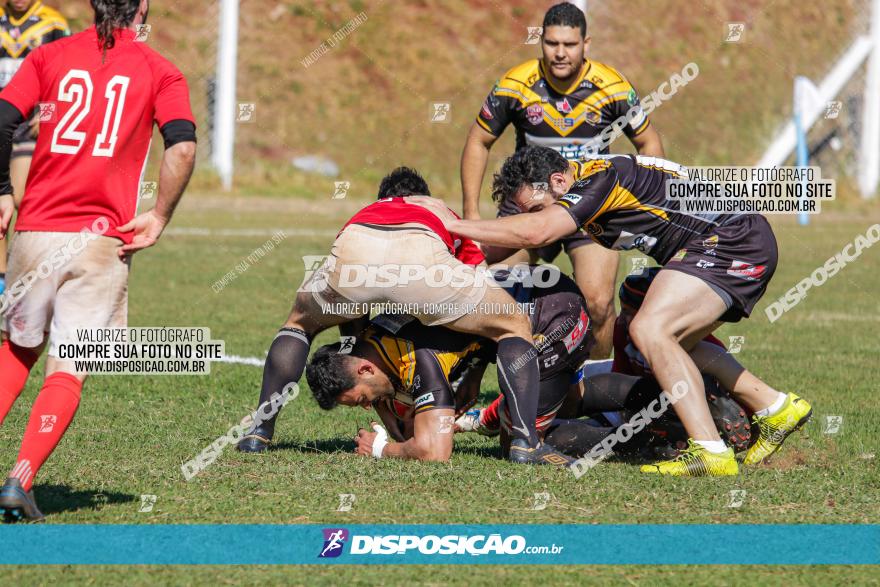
302, 224, 495, 327
1, 231, 129, 356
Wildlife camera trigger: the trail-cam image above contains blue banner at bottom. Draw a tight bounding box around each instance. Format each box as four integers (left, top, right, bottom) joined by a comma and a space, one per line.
0, 524, 877, 565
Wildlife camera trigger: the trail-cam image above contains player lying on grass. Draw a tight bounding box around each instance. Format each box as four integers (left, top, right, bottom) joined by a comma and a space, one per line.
409, 146, 812, 476
237, 167, 571, 465
0, 0, 196, 522
304, 268, 593, 462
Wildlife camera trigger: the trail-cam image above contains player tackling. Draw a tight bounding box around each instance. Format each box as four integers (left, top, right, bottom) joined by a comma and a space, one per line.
0, 0, 196, 521
410, 147, 813, 476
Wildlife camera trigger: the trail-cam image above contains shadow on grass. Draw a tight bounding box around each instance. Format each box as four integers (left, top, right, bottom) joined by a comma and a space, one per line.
34, 485, 137, 515
273, 437, 354, 454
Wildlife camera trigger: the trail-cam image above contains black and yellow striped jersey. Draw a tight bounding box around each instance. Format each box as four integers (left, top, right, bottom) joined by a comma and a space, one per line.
477, 58, 649, 160
363, 270, 594, 421
557, 155, 734, 265
363, 315, 490, 416
0, 1, 68, 87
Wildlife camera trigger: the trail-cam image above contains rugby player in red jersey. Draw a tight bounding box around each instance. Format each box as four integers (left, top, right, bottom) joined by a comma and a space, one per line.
236, 167, 572, 467
0, 0, 196, 521
0, 0, 70, 295
410, 147, 812, 476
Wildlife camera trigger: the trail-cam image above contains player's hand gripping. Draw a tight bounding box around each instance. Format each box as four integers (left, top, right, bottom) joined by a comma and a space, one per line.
354, 422, 388, 458
116, 209, 169, 258
0, 194, 14, 240
406, 196, 458, 228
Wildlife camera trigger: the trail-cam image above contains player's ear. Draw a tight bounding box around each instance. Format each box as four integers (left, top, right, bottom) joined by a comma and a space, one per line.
357, 361, 374, 376
583, 36, 592, 52
550, 170, 568, 194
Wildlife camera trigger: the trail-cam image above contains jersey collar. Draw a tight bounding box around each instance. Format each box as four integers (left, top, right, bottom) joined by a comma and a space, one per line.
6, 0, 43, 26
540, 58, 591, 95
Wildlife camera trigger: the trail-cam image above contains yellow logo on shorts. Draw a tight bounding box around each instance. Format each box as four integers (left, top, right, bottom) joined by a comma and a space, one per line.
543, 453, 570, 466
669, 249, 687, 263
702, 235, 719, 249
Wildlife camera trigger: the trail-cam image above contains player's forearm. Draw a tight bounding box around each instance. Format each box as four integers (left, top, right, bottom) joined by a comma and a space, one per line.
153, 141, 196, 221
461, 130, 492, 219
449, 213, 558, 249
380, 437, 448, 461
632, 124, 665, 158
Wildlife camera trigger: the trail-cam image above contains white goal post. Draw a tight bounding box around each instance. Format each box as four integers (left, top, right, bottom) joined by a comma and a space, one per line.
758, 0, 880, 199
211, 0, 239, 191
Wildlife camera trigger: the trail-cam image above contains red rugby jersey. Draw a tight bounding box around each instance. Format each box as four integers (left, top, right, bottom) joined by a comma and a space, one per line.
0, 26, 195, 243
341, 197, 485, 265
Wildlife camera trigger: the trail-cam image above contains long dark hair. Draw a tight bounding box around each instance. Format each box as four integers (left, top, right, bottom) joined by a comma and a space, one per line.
91, 0, 142, 51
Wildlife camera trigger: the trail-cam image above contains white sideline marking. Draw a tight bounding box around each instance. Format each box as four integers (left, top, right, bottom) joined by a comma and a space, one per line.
166, 227, 336, 238
216, 354, 265, 367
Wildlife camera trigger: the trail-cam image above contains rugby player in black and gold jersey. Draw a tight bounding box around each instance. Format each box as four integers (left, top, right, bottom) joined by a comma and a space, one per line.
461, 2, 664, 359
0, 0, 68, 295
410, 147, 813, 476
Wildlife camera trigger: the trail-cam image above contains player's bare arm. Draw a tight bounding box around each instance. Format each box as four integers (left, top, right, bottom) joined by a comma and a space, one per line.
408, 195, 577, 250
117, 139, 196, 257
629, 122, 664, 158
460, 124, 498, 220
355, 409, 455, 462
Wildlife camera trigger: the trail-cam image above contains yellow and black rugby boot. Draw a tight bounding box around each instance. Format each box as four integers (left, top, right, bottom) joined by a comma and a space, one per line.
640, 439, 738, 476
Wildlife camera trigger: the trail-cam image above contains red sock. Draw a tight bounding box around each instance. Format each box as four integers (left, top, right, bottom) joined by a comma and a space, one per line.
481, 394, 503, 429
0, 340, 40, 425
9, 373, 82, 491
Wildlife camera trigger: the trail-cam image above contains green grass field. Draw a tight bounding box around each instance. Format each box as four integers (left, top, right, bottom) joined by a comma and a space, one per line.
1, 192, 878, 584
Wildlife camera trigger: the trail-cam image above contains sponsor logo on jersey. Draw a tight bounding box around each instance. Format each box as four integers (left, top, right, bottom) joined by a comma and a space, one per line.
702, 234, 719, 248
563, 308, 591, 352
696, 259, 715, 269
627, 89, 638, 105
526, 103, 543, 125
481, 99, 494, 120
560, 193, 582, 206
555, 98, 572, 114
612, 231, 658, 254
414, 392, 434, 407
585, 110, 601, 125
727, 260, 766, 281
591, 75, 604, 86
319, 528, 349, 558
668, 249, 687, 263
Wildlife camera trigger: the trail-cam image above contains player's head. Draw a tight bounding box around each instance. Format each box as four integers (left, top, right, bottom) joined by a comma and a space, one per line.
377, 166, 431, 199
541, 3, 589, 82
306, 343, 394, 410
618, 267, 662, 318
492, 146, 573, 211
91, 0, 150, 51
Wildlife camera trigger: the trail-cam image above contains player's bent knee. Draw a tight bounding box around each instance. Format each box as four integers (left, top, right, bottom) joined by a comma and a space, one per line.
628, 314, 669, 350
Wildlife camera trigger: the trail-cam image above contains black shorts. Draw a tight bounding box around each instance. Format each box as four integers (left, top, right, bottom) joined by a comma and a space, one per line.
497, 196, 592, 262
662, 215, 778, 322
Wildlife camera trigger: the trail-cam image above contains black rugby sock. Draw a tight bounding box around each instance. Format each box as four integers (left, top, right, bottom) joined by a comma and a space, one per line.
496, 337, 540, 447
580, 372, 664, 415
250, 328, 310, 438
543, 420, 616, 456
